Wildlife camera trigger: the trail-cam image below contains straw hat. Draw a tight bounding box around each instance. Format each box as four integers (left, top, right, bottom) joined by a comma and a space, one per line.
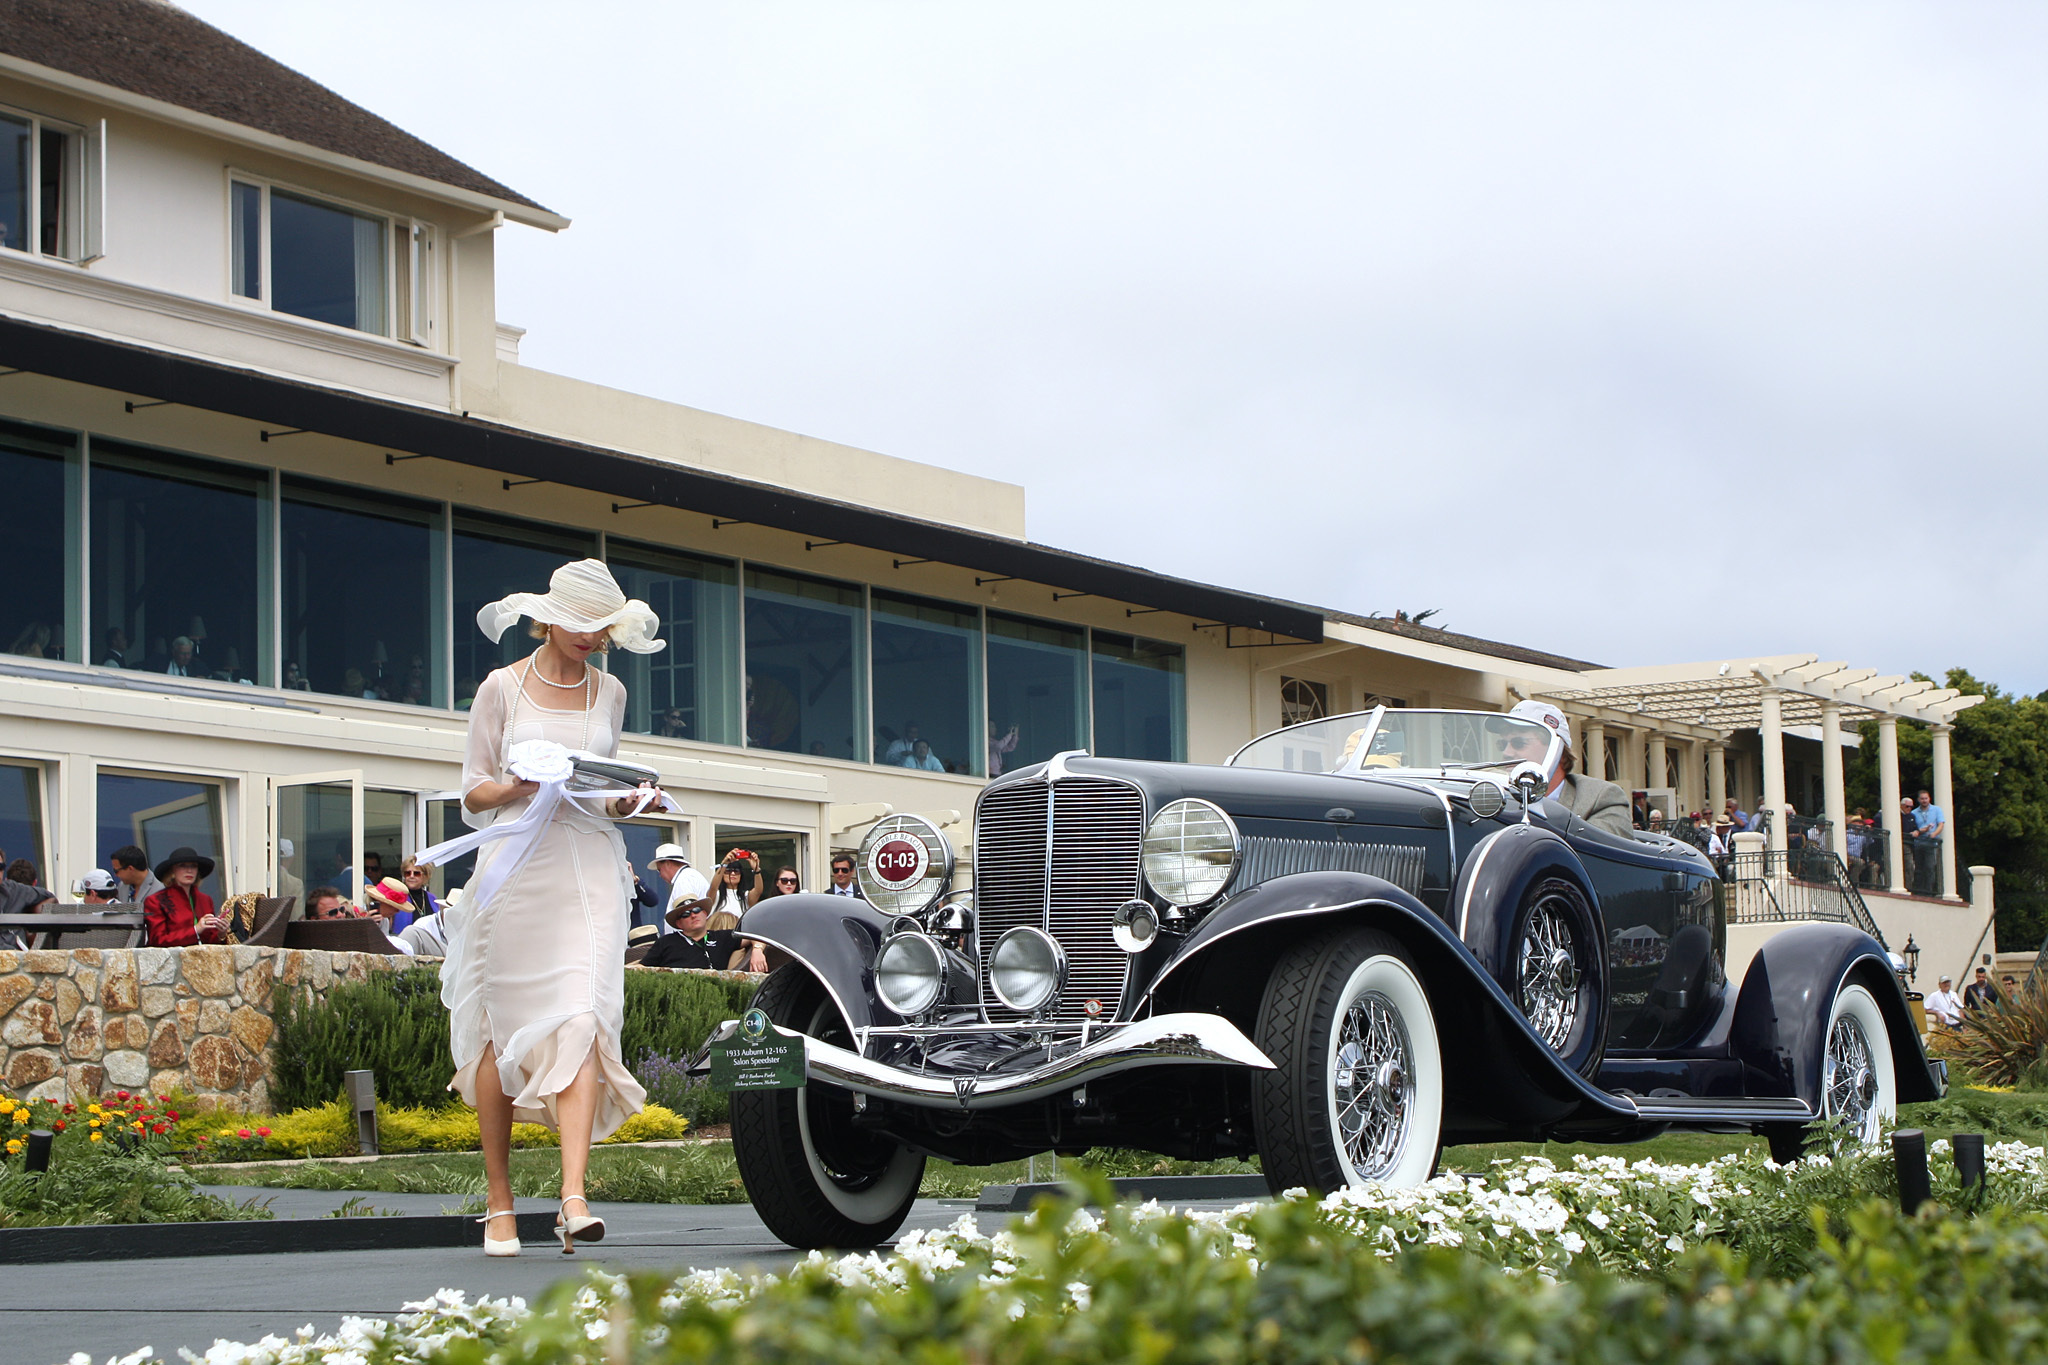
476, 558, 665, 654
365, 876, 411, 911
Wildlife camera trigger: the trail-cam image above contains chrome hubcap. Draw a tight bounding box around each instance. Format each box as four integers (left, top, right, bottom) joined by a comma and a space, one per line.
1823, 1011, 1880, 1143
1333, 991, 1414, 1180
1517, 899, 1580, 1050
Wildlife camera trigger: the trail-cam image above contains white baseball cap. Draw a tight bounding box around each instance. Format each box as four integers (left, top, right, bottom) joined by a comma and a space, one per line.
73, 869, 119, 895
649, 843, 689, 867
1505, 699, 1572, 749
278, 838, 295, 859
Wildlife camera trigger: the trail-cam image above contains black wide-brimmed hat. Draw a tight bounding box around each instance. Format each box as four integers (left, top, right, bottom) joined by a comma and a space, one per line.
152, 846, 216, 882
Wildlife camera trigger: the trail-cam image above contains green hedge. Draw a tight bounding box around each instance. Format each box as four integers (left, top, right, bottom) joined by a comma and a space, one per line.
270, 966, 758, 1115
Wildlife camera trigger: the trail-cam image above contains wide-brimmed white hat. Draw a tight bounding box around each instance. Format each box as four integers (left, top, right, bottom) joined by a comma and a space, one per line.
476, 558, 665, 654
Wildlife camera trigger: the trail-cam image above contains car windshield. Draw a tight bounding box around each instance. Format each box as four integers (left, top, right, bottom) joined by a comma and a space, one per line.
1229, 708, 1562, 779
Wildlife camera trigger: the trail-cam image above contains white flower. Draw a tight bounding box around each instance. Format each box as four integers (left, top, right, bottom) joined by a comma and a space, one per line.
507, 738, 575, 783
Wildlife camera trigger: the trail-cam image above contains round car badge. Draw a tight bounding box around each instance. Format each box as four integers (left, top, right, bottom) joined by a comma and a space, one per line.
868, 835, 930, 889
740, 1007, 770, 1042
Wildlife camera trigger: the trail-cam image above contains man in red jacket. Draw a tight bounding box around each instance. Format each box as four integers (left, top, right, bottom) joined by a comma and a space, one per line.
143, 847, 225, 947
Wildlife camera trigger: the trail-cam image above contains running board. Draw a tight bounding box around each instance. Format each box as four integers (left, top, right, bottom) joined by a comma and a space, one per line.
1621, 1095, 1815, 1125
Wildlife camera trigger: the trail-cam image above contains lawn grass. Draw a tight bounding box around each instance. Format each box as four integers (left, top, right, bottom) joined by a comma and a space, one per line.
182, 1091, 2036, 1205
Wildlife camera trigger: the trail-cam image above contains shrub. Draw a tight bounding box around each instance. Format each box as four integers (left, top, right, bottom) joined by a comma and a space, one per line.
270, 965, 756, 1115
192, 1101, 690, 1160
1933, 986, 2048, 1088
271, 966, 454, 1111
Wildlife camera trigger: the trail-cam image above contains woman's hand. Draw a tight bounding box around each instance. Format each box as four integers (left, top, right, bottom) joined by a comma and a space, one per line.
611, 783, 664, 818
464, 778, 541, 814
197, 912, 223, 935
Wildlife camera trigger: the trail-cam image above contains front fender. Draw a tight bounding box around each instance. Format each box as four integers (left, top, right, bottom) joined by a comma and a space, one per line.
1140, 871, 1640, 1139
727, 893, 903, 1033
1733, 923, 1943, 1106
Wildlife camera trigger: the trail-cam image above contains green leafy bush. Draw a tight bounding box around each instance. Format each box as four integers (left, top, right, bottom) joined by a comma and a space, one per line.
0, 1145, 270, 1227
269, 965, 758, 1114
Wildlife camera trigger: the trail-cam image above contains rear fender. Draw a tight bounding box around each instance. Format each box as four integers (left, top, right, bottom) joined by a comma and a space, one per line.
1732, 923, 1943, 1106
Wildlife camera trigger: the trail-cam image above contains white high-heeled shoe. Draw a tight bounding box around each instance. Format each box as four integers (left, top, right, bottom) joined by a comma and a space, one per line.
557, 1194, 605, 1254
479, 1209, 521, 1257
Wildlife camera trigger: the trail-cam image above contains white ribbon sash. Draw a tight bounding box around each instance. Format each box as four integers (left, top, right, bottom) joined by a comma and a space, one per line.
411, 741, 674, 1008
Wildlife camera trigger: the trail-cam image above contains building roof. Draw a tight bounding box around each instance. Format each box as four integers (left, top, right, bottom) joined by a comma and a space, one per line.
1324, 609, 1603, 674
0, 0, 551, 217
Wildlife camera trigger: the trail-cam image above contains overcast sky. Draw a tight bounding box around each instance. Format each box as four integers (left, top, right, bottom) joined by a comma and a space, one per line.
187, 2, 2048, 695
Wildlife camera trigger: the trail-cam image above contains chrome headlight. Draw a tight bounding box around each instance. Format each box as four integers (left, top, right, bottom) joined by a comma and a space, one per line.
1141, 799, 1239, 908
874, 931, 948, 1017
988, 926, 1066, 1013
857, 814, 954, 915
1111, 899, 1160, 954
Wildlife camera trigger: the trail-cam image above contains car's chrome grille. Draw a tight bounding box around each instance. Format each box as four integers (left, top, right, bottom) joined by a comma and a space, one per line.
1238, 836, 1427, 897
973, 777, 1144, 1023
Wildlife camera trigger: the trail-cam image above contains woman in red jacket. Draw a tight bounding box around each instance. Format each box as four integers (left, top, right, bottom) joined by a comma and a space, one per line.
143, 847, 225, 947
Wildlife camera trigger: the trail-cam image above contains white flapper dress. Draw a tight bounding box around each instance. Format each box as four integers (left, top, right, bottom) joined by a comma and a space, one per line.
447, 661, 647, 1138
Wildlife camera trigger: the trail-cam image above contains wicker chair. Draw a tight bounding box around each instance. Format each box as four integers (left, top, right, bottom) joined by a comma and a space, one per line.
282, 917, 405, 955
241, 896, 296, 947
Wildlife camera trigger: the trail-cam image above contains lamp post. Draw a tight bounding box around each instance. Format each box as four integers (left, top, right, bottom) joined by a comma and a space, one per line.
1902, 934, 1920, 985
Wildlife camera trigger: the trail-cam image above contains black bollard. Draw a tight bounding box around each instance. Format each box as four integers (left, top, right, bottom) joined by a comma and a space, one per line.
1894, 1128, 1931, 1214
1954, 1132, 1986, 1194
344, 1069, 379, 1156
24, 1129, 53, 1173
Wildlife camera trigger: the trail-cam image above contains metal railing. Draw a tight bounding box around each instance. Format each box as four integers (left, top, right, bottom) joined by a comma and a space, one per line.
1725, 847, 1887, 946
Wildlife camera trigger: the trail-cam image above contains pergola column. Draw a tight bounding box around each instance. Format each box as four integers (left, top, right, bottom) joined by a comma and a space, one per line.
1582, 721, 1606, 779
1759, 687, 1787, 855
1707, 741, 1727, 818
1820, 701, 1847, 860
1646, 732, 1669, 797
1933, 722, 1960, 901
1879, 717, 1905, 895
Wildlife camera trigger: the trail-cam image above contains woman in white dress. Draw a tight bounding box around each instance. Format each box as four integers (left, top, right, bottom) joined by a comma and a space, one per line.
451, 559, 666, 1255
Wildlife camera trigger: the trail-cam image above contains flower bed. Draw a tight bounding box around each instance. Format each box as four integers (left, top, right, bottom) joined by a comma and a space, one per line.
64, 1142, 2048, 1363
189, 1100, 690, 1162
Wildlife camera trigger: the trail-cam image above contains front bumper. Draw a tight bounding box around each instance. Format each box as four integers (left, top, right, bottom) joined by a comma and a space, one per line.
705, 1012, 1275, 1111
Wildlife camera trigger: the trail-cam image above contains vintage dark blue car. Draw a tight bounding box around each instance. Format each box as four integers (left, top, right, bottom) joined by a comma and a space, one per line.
721, 707, 1943, 1249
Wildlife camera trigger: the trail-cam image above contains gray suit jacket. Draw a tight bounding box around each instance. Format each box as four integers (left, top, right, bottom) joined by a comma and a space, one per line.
1548, 773, 1635, 840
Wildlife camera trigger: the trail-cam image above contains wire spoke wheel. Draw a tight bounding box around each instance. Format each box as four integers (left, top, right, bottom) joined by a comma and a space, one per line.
1332, 992, 1415, 1178
1823, 1007, 1882, 1144
1516, 895, 1581, 1051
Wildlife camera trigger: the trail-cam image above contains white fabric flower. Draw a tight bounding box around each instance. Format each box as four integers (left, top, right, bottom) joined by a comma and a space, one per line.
507, 739, 575, 784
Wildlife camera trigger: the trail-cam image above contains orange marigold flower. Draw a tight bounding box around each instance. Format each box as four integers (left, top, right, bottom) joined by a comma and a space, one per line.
52, 1120, 65, 1132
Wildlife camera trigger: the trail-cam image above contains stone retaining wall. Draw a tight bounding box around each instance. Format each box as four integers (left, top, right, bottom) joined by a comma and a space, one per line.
0, 946, 407, 1111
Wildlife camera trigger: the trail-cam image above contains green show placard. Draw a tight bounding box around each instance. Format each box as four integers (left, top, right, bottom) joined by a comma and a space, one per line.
707, 1008, 806, 1091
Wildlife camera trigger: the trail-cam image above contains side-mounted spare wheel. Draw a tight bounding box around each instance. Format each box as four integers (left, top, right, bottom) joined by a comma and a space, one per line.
730, 967, 926, 1249
1253, 926, 1444, 1194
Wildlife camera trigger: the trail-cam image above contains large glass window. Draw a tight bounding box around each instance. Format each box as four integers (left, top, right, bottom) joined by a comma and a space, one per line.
1091, 632, 1185, 762
97, 772, 227, 901
90, 442, 268, 685
229, 181, 389, 334
985, 611, 1088, 775
1, 112, 80, 259
422, 796, 476, 898
871, 590, 981, 775
0, 762, 47, 880
451, 512, 596, 707
742, 568, 865, 761
607, 541, 741, 744
0, 420, 74, 662
282, 477, 443, 705
0, 113, 25, 253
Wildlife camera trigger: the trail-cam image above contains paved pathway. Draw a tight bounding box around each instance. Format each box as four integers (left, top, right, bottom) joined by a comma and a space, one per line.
2, 1188, 1250, 1364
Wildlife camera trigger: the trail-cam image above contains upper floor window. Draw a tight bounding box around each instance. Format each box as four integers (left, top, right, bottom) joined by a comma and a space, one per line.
229, 176, 436, 342
0, 107, 92, 261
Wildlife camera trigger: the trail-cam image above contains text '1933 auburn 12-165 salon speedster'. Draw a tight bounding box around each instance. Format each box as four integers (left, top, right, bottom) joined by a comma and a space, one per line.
709, 704, 1944, 1249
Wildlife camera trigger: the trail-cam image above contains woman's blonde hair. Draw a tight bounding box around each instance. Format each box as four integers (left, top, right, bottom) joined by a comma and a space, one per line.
401, 854, 433, 875
527, 619, 613, 651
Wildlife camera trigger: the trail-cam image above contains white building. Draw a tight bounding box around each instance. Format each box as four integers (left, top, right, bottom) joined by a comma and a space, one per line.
0, 1, 1990, 983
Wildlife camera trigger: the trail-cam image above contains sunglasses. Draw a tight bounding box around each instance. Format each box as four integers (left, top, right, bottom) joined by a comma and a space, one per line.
776, 876, 799, 885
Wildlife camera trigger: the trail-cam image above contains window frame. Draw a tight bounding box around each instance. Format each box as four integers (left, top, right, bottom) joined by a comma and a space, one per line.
223, 168, 437, 345
0, 101, 97, 263
94, 763, 237, 899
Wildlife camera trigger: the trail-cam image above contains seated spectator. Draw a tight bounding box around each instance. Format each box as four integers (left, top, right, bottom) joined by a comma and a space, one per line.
989, 721, 1020, 777
6, 856, 42, 889
399, 856, 443, 919
883, 722, 923, 765
624, 923, 660, 964
143, 847, 224, 946
398, 911, 451, 956
163, 635, 198, 677
658, 707, 689, 739
363, 876, 417, 935
72, 869, 120, 904
100, 626, 131, 669
303, 886, 350, 920
107, 844, 162, 905
0, 849, 54, 949
641, 903, 741, 971
1924, 974, 1964, 1028
9, 621, 51, 658
282, 661, 311, 691
901, 738, 945, 771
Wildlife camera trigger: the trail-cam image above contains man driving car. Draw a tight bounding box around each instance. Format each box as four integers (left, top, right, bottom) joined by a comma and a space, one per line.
1496, 700, 1633, 839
